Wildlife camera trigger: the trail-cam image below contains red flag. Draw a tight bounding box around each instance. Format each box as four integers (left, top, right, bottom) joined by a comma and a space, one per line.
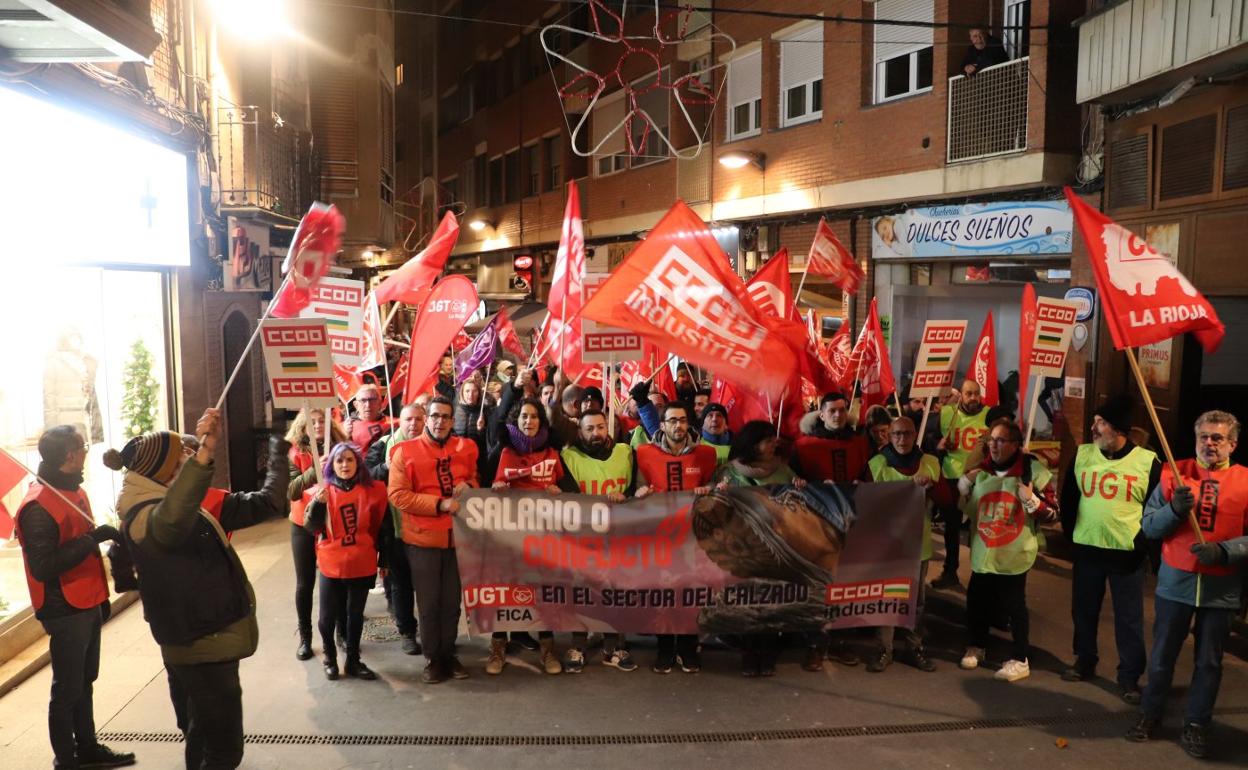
0, 449, 29, 540
848, 298, 895, 409
375, 211, 460, 305
331, 364, 363, 404
1018, 283, 1037, 417
1065, 187, 1224, 353
799, 311, 840, 395
746, 248, 796, 320
543, 180, 595, 380
356, 291, 386, 372
402, 275, 480, 403
581, 201, 806, 398
807, 218, 865, 295
971, 311, 1000, 407
272, 203, 345, 318
826, 324, 854, 390
389, 348, 411, 402
496, 307, 526, 358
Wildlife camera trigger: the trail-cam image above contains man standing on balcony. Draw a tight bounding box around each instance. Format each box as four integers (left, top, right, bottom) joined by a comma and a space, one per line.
961, 27, 1009, 76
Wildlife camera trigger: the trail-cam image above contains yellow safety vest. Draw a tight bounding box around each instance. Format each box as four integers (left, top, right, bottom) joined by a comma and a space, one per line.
940, 405, 990, 479
560, 444, 633, 497
965, 458, 1053, 576
1072, 443, 1157, 551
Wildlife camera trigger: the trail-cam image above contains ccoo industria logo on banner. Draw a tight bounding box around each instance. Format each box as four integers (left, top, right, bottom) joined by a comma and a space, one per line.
453, 482, 926, 635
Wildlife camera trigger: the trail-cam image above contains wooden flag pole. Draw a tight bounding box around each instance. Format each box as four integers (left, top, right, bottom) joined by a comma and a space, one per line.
0, 447, 95, 526
1022, 374, 1044, 449
793, 256, 813, 309
775, 387, 788, 438
892, 389, 903, 416
916, 395, 934, 445
607, 357, 617, 437
478, 361, 494, 423
1124, 346, 1205, 543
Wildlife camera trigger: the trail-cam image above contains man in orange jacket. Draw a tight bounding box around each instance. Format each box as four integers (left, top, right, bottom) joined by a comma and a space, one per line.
388, 396, 479, 684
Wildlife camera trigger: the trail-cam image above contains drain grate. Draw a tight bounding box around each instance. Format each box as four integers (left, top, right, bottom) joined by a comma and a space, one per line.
96, 707, 1248, 747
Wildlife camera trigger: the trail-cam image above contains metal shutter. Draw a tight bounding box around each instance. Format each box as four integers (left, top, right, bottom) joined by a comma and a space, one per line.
1159, 114, 1217, 201
1223, 104, 1248, 191
874, 0, 934, 63
780, 23, 822, 90
1107, 133, 1149, 211
592, 94, 626, 156
728, 48, 761, 108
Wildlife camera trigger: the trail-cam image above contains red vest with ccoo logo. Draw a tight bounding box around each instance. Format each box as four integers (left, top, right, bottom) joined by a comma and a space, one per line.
306, 481, 388, 579
635, 443, 717, 492
16, 485, 108, 611
350, 418, 391, 450
496, 446, 563, 490
1160, 460, 1248, 576
289, 447, 314, 526
793, 434, 869, 484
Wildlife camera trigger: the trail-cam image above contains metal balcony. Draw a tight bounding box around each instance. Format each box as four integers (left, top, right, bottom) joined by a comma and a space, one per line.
947, 57, 1030, 164
215, 104, 319, 219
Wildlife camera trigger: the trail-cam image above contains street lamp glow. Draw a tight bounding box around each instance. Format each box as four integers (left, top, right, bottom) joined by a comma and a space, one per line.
213, 0, 289, 39
718, 150, 764, 170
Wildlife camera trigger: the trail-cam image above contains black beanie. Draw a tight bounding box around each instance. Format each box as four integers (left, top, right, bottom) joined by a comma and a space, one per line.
1093, 397, 1132, 435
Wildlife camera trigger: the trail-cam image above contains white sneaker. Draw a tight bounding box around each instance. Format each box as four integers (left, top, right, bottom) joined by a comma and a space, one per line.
994, 659, 1030, 682
959, 646, 985, 670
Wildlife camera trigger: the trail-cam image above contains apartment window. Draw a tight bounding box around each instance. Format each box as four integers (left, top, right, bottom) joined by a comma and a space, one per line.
632, 77, 669, 166
440, 176, 460, 216
524, 144, 540, 197
543, 135, 561, 191
726, 47, 762, 140
778, 23, 823, 127
873, 0, 934, 103
488, 155, 503, 206
592, 92, 628, 176
503, 148, 520, 203
1003, 0, 1031, 60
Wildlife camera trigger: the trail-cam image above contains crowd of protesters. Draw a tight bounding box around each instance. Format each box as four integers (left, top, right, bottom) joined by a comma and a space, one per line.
11, 358, 1247, 767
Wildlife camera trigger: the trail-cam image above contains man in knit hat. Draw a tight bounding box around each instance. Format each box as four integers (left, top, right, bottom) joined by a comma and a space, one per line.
15, 425, 135, 769
1059, 396, 1160, 704
106, 408, 284, 769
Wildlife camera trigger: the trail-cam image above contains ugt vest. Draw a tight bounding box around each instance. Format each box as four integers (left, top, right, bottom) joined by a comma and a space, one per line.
1072, 443, 1157, 551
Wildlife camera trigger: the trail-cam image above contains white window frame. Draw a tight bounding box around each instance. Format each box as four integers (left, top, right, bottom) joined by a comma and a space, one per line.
592, 90, 628, 178
872, 0, 934, 104
725, 45, 762, 141
630, 68, 671, 168
1003, 0, 1029, 60
778, 23, 823, 128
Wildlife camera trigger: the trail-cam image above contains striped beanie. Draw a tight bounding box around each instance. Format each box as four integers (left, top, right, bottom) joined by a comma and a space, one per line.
103, 431, 184, 483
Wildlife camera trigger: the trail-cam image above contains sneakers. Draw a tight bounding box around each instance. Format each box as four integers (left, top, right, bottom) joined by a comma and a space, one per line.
448, 657, 469, 680
959, 646, 985, 670
866, 649, 893, 673
652, 651, 676, 674
801, 645, 825, 672
1120, 684, 1142, 706
564, 647, 586, 674
994, 659, 1030, 682
1060, 660, 1096, 682
1124, 714, 1158, 743
77, 743, 137, 768
400, 634, 422, 656
539, 638, 563, 674
930, 569, 964, 592
345, 657, 378, 680
603, 649, 638, 672
677, 651, 701, 673
485, 638, 506, 675
910, 644, 937, 673
1180, 722, 1209, 759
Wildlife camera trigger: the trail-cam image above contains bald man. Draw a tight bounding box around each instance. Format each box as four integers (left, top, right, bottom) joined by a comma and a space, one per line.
931, 380, 990, 590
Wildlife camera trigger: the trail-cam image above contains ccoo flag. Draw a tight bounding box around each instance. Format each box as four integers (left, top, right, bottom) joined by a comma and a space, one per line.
807, 218, 865, 295
1065, 187, 1224, 353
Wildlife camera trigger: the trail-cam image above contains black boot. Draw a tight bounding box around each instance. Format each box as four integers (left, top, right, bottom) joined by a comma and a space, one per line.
323, 654, 339, 680
345, 655, 378, 680
296, 627, 314, 661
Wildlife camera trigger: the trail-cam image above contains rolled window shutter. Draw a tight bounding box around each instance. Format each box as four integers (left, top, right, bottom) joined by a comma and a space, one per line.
592, 95, 626, 156
780, 23, 823, 90
728, 48, 762, 108
874, 0, 934, 63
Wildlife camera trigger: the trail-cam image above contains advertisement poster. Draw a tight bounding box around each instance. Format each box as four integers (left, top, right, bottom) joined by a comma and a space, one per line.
454, 483, 925, 635
1137, 223, 1180, 389
871, 200, 1073, 259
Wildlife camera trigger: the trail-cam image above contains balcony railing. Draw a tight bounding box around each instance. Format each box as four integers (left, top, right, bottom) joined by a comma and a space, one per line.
947, 56, 1030, 164
216, 105, 319, 218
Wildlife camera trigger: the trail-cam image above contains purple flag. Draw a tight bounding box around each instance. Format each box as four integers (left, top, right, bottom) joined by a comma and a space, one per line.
454, 312, 501, 382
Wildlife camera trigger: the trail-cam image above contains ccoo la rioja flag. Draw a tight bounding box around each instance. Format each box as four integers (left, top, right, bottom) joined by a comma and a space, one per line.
1065, 187, 1224, 353
581, 201, 806, 398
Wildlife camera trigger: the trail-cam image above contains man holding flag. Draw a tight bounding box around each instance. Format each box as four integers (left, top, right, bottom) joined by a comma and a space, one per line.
932, 379, 991, 591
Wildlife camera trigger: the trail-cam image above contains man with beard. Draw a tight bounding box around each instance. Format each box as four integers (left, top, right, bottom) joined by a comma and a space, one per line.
635, 402, 717, 673
345, 383, 392, 450
932, 380, 991, 591
1127, 411, 1248, 759
903, 396, 941, 454
365, 402, 428, 656
558, 409, 640, 673
699, 403, 732, 465
863, 416, 952, 673
15, 426, 135, 769
1060, 397, 1159, 704
388, 397, 478, 684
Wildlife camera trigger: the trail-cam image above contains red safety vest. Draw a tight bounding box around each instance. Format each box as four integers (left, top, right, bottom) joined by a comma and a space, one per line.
289, 448, 314, 526
306, 481, 388, 579
793, 434, 870, 483
635, 443, 717, 492
350, 418, 391, 450
1161, 460, 1248, 576
15, 484, 108, 611
496, 446, 564, 490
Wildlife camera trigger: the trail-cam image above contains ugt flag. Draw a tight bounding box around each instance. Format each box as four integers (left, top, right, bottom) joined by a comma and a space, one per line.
1065, 187, 1224, 353
582, 201, 806, 399
971, 311, 1000, 407
807, 218, 865, 295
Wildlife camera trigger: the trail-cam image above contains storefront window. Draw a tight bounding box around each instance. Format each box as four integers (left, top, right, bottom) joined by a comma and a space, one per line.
0, 267, 170, 622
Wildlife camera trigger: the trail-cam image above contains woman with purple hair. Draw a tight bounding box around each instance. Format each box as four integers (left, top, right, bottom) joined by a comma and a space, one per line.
304, 442, 388, 680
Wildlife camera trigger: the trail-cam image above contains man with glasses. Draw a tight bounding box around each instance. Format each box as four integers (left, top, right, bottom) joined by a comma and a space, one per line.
388, 396, 479, 684
863, 417, 953, 673
347, 383, 392, 450
933, 379, 992, 591
15, 427, 135, 768
1059, 398, 1159, 703
635, 402, 717, 673
1127, 411, 1248, 759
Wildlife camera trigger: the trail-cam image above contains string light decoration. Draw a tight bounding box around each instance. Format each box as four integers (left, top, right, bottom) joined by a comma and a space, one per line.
541, 0, 736, 160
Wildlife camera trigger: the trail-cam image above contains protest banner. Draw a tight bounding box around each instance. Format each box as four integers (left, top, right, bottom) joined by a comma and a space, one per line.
1022, 296, 1078, 447
259, 318, 336, 409
908, 320, 968, 399
581, 273, 643, 363
454, 482, 925, 635
298, 276, 365, 365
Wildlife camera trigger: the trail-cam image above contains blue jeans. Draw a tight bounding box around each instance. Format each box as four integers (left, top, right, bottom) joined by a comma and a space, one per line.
1071, 553, 1146, 686
1141, 595, 1234, 726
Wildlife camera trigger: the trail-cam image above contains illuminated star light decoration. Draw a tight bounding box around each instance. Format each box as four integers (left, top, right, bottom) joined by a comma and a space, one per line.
541, 0, 736, 160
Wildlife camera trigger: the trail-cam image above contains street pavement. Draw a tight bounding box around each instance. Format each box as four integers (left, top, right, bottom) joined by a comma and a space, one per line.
1, 517, 1246, 769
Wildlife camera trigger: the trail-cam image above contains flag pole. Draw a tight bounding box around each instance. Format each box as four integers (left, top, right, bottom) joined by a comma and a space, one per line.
0, 447, 95, 526
793, 256, 813, 308
642, 353, 678, 386
478, 361, 493, 423
1022, 374, 1043, 449
214, 273, 290, 412
1124, 346, 1205, 543
607, 356, 617, 437
916, 396, 934, 445
775, 386, 788, 438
